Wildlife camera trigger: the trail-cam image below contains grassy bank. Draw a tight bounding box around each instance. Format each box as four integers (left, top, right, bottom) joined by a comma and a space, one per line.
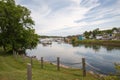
0, 51, 98, 80
74, 40, 120, 47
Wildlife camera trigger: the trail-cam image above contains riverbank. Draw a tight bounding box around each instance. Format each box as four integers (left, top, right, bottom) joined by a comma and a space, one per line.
0, 51, 98, 80
73, 40, 120, 47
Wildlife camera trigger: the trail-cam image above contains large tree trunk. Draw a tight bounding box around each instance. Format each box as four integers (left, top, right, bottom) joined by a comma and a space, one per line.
2, 39, 6, 52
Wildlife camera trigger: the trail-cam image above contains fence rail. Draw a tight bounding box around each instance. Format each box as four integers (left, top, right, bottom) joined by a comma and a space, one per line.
28, 57, 87, 80
61, 62, 82, 65
27, 56, 119, 80
86, 62, 108, 75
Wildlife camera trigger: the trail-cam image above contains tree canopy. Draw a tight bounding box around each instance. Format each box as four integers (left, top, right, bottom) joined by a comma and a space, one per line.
83, 27, 119, 39
0, 0, 39, 53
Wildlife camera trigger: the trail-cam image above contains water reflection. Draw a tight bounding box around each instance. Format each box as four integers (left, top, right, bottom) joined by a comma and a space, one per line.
26, 42, 120, 74
76, 44, 120, 52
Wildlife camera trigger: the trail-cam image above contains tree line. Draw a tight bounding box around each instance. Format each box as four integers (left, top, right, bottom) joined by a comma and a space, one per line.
84, 27, 119, 39
39, 35, 63, 38
0, 0, 39, 53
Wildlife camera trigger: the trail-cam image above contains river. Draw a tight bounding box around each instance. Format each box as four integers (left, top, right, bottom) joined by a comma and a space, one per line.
26, 40, 120, 74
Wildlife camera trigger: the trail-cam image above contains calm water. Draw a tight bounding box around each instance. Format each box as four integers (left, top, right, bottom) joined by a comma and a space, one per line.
26, 41, 120, 74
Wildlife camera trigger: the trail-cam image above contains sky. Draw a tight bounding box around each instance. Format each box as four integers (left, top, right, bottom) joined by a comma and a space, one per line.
16, 0, 120, 36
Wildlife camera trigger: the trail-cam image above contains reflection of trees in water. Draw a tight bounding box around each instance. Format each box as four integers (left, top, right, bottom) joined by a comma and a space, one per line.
92, 45, 101, 52
72, 43, 120, 52
104, 46, 120, 52
83, 44, 101, 52
106, 47, 114, 51
72, 43, 101, 52
84, 44, 92, 48
71, 43, 79, 47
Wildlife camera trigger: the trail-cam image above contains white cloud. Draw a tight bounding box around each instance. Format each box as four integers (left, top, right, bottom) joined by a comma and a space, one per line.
29, 0, 100, 34
15, 0, 120, 36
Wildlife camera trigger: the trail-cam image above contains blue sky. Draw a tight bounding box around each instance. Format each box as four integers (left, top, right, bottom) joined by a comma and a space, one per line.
16, 0, 120, 36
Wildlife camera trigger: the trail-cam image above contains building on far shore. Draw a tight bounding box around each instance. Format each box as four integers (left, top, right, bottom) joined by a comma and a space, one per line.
78, 35, 85, 40
96, 34, 103, 40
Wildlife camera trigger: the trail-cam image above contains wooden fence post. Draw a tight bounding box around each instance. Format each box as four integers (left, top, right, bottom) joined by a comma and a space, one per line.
27, 63, 32, 80
41, 57, 43, 69
57, 57, 60, 71
82, 58, 86, 77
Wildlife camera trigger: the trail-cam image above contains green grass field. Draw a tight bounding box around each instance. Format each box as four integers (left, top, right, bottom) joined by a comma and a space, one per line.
74, 40, 120, 47
0, 50, 98, 80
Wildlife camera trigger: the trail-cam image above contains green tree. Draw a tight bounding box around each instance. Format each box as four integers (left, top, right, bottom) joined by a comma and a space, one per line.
84, 31, 90, 39
112, 27, 118, 31
20, 29, 39, 49
0, 0, 39, 53
92, 28, 99, 38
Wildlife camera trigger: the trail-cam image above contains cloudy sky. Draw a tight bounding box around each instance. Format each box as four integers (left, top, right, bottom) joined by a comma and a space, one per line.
16, 0, 120, 36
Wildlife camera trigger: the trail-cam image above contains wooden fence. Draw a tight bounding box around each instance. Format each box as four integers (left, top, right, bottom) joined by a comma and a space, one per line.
27, 57, 86, 80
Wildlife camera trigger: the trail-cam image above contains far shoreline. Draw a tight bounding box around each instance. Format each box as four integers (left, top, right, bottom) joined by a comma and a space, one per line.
72, 40, 120, 47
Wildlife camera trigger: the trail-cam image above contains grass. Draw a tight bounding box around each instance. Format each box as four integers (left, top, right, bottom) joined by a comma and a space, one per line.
0, 50, 98, 80
74, 40, 120, 47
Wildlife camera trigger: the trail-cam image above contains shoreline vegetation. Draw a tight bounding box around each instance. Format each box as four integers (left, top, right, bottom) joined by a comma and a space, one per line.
0, 48, 120, 80
0, 50, 98, 80
72, 40, 120, 47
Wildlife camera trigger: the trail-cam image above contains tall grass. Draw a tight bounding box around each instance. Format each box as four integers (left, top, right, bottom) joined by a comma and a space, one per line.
75, 40, 120, 47
0, 51, 98, 80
